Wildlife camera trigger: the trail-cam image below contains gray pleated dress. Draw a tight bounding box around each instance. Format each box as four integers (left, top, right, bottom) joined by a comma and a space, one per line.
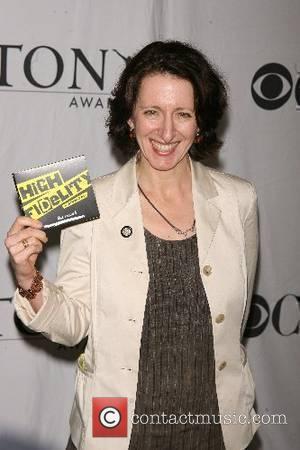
128, 228, 225, 450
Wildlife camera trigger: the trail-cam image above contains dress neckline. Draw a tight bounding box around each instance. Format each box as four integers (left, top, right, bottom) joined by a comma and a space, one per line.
144, 227, 197, 243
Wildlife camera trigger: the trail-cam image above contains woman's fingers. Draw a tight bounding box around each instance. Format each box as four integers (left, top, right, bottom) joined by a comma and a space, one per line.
11, 241, 43, 265
4, 217, 48, 272
7, 216, 43, 237
5, 227, 48, 249
4, 216, 46, 284
8, 237, 44, 257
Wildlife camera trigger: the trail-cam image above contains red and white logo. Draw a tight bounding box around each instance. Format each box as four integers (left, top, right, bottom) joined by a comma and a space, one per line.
93, 397, 128, 437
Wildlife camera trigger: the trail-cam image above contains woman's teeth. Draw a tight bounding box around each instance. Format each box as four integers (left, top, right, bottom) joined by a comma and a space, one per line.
152, 141, 177, 152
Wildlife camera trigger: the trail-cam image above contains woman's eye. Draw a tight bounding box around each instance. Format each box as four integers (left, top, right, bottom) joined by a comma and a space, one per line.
144, 109, 157, 116
178, 111, 192, 118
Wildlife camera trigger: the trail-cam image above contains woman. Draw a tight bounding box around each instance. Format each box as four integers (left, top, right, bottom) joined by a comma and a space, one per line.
5, 41, 259, 450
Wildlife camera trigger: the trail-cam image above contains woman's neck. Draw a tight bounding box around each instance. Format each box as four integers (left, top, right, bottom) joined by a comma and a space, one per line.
136, 154, 192, 199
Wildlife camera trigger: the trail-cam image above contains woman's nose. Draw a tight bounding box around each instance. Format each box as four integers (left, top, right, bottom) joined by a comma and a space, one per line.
160, 115, 176, 142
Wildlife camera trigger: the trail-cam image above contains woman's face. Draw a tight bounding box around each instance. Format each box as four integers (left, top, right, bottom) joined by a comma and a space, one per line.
128, 73, 199, 172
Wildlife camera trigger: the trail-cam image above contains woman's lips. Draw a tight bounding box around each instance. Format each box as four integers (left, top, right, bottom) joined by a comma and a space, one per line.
151, 139, 179, 155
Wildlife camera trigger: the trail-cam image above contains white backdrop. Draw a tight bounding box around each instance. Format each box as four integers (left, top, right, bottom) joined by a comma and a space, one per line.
0, 1, 299, 449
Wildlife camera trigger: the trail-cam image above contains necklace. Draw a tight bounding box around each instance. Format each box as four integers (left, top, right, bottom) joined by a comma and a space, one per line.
138, 183, 196, 238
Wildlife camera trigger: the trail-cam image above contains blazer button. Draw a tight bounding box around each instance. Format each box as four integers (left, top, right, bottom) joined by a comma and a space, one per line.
215, 313, 225, 324
121, 226, 133, 238
203, 264, 212, 276
218, 361, 227, 371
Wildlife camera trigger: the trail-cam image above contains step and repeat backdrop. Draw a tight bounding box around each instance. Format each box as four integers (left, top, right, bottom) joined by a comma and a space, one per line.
0, 1, 299, 449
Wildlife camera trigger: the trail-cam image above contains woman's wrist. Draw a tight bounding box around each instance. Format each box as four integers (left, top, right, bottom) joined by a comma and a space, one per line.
16, 274, 36, 290
15, 265, 38, 289
17, 269, 43, 301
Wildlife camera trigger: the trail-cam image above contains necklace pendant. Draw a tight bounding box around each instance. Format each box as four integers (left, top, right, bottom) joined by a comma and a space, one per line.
138, 183, 196, 239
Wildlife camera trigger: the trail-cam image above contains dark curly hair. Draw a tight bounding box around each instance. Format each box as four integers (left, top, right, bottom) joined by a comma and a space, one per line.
106, 40, 228, 161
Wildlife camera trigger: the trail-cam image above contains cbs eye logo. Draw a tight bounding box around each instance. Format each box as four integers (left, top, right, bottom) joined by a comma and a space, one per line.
251, 63, 299, 110
245, 293, 300, 337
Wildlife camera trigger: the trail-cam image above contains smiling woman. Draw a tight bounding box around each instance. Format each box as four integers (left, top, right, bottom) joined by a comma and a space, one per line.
107, 40, 227, 162
128, 74, 198, 172
127, 73, 199, 239
6, 40, 259, 450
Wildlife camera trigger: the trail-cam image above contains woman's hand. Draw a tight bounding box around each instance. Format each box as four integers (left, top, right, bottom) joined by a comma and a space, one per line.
4, 216, 48, 289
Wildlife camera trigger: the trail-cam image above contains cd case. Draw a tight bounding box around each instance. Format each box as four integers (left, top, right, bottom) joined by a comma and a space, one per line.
12, 155, 100, 229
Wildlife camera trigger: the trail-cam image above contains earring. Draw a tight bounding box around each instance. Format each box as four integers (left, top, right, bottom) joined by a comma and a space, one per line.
129, 127, 136, 139
194, 130, 202, 144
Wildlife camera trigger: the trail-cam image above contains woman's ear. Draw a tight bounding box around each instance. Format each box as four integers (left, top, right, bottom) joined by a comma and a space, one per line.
127, 118, 134, 129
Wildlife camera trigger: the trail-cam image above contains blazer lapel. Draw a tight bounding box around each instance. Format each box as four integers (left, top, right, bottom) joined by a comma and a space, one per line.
191, 158, 222, 265
109, 155, 149, 277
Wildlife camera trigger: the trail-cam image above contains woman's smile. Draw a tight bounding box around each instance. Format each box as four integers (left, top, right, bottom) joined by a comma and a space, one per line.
150, 139, 180, 155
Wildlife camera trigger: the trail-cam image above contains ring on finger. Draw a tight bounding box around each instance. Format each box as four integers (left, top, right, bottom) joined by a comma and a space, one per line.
22, 239, 29, 249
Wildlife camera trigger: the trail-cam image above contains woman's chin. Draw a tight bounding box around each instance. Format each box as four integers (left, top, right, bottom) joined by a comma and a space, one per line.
145, 153, 188, 172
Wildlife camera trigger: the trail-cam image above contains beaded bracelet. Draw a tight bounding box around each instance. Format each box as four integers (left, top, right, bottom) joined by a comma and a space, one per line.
18, 270, 43, 301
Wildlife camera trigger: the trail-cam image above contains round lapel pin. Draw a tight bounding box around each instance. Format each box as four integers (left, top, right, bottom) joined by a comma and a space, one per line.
121, 225, 133, 238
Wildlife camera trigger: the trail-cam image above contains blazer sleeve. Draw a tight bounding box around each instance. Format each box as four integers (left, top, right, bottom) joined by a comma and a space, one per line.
240, 183, 259, 336
13, 221, 92, 346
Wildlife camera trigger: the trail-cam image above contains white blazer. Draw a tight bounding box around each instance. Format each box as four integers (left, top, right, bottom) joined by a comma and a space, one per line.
14, 155, 259, 450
